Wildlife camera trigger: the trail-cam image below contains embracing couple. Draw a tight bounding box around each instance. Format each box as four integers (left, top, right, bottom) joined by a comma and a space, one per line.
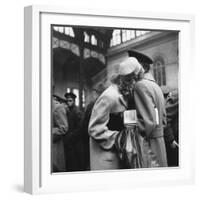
88, 50, 168, 170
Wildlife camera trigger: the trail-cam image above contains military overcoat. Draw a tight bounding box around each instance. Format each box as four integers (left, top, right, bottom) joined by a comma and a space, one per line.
134, 72, 168, 167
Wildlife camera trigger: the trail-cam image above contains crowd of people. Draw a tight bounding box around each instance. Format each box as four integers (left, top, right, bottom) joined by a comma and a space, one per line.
52, 50, 179, 172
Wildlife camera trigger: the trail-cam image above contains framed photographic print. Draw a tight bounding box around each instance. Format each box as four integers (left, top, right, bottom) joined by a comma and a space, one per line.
24, 5, 195, 194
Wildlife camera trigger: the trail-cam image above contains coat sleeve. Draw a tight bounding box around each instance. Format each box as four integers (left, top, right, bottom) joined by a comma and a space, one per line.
88, 94, 118, 150
134, 83, 157, 138
53, 105, 69, 136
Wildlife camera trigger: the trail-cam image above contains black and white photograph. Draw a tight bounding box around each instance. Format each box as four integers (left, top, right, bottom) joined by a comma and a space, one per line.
22, 3, 197, 196
51, 25, 179, 173
0, 0, 198, 197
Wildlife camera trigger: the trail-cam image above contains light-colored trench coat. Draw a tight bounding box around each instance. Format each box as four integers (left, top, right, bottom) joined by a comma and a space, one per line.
134, 72, 168, 167
88, 84, 127, 170
52, 100, 68, 171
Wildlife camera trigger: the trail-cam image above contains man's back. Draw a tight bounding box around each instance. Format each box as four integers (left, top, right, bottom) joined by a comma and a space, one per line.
134, 72, 167, 167
134, 72, 166, 139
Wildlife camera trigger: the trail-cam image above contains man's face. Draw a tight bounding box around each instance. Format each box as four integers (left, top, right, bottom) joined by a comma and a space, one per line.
92, 90, 98, 101
66, 97, 75, 108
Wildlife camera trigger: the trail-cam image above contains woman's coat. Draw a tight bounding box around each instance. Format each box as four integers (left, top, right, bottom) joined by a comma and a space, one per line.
88, 84, 127, 170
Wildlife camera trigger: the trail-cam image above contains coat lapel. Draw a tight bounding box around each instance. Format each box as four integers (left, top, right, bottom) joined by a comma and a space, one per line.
111, 84, 128, 109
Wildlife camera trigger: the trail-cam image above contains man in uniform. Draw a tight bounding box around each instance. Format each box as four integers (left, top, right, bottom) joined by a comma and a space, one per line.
128, 50, 168, 167
161, 87, 179, 166
64, 92, 84, 171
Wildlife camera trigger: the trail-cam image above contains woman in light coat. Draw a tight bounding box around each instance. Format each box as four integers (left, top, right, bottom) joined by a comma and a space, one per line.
88, 57, 144, 170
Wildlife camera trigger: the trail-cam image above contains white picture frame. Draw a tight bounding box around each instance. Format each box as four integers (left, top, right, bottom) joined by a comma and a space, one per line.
24, 5, 195, 194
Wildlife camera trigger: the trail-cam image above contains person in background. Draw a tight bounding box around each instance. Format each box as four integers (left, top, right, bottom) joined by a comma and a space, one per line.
63, 92, 84, 171
81, 83, 106, 170
53, 94, 67, 105
128, 50, 168, 167
161, 86, 179, 166
88, 57, 144, 170
52, 96, 68, 172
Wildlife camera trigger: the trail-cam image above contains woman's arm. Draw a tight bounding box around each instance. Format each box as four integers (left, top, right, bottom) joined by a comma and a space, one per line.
89, 94, 118, 150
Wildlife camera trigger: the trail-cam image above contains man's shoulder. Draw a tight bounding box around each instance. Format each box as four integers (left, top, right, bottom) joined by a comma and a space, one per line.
135, 78, 149, 91
135, 73, 157, 89
54, 103, 67, 113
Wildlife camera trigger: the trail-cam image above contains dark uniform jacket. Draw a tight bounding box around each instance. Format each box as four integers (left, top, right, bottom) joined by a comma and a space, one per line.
164, 90, 179, 166
64, 105, 84, 171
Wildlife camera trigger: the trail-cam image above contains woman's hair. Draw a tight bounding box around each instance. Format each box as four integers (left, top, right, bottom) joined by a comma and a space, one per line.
111, 69, 144, 100
141, 63, 150, 73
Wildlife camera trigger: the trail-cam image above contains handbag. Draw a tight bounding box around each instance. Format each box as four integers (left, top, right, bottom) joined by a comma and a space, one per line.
115, 110, 144, 169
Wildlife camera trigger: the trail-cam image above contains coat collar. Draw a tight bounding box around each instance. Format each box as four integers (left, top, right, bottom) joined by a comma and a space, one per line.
143, 72, 156, 82
111, 84, 128, 109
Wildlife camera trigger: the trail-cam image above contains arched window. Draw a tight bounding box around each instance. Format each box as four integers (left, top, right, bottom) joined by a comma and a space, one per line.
153, 57, 166, 86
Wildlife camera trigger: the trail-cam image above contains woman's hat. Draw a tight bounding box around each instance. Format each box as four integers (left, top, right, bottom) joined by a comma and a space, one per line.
118, 57, 144, 76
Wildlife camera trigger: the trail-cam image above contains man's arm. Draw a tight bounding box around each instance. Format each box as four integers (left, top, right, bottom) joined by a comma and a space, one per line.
134, 83, 157, 138
53, 104, 68, 142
